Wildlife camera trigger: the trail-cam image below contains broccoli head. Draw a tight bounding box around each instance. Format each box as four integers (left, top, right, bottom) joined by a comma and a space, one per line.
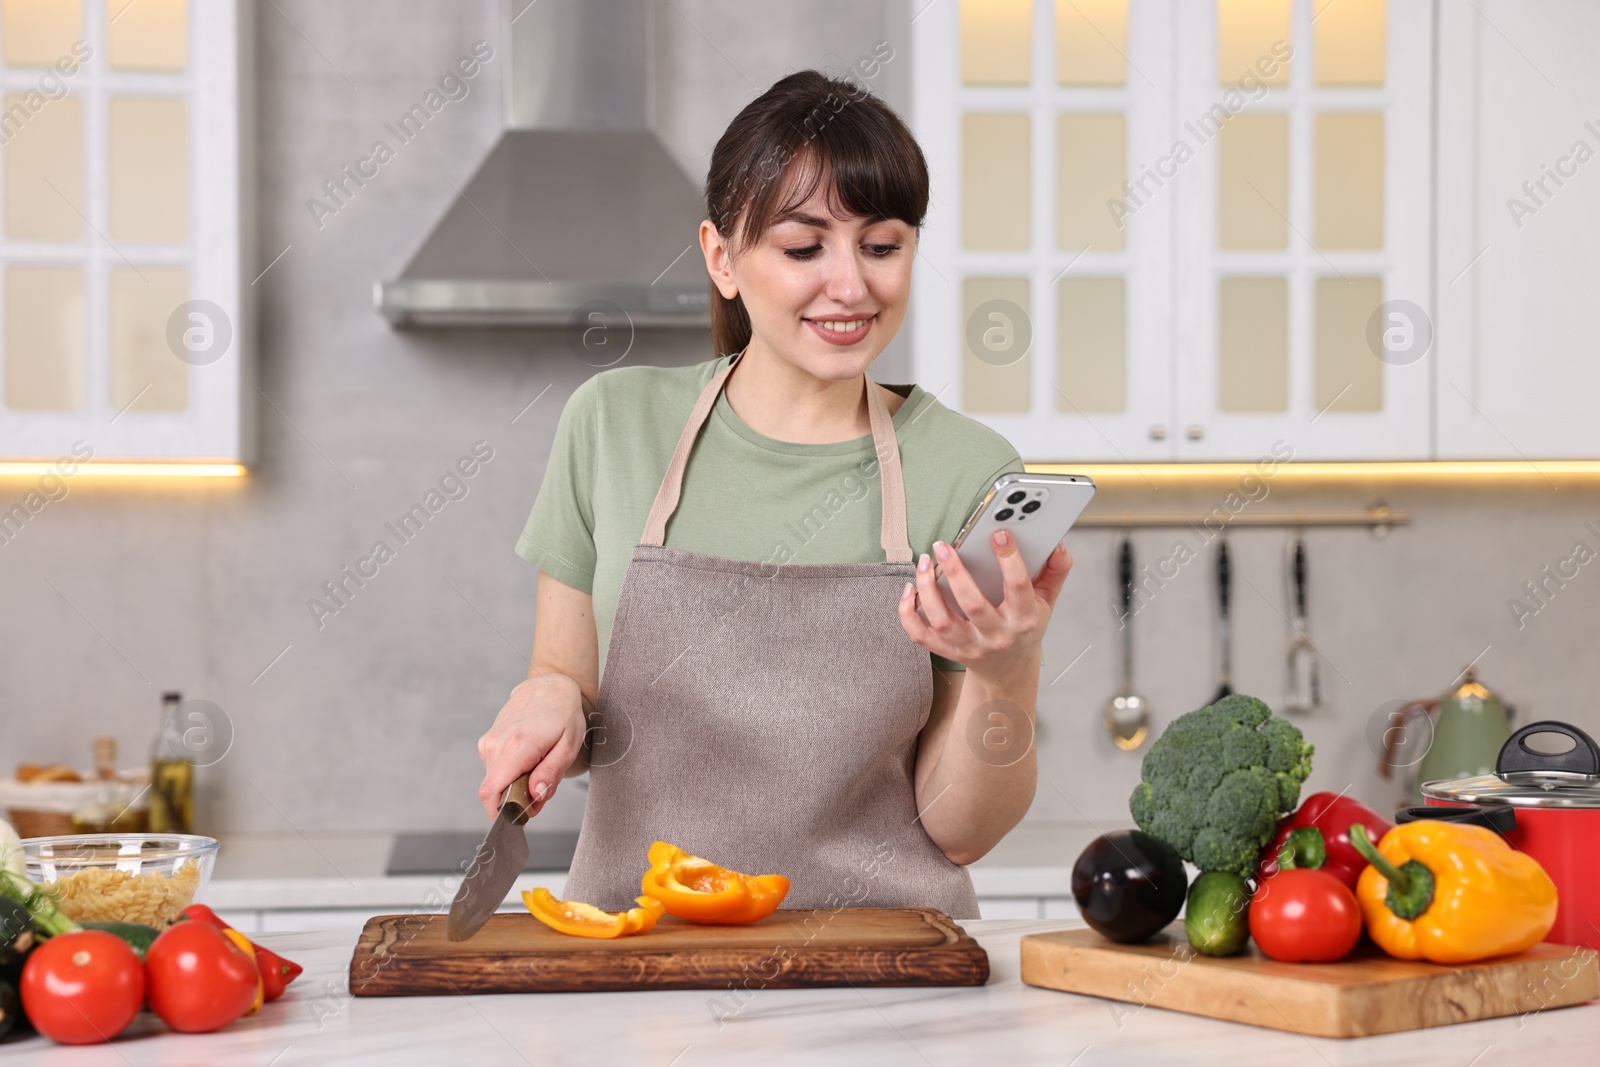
1128, 693, 1314, 877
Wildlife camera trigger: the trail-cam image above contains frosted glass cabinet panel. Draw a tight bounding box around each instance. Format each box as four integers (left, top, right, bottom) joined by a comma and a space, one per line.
962, 112, 1031, 251
961, 276, 1032, 414
1, 0, 81, 66
4, 265, 84, 411
1055, 0, 1126, 86
1217, 0, 1291, 85
108, 0, 188, 71
1055, 113, 1125, 251
0, 0, 251, 462
914, 0, 1174, 461
109, 97, 189, 244
1217, 114, 1289, 250
960, 0, 1031, 85
1314, 0, 1385, 86
3, 93, 84, 241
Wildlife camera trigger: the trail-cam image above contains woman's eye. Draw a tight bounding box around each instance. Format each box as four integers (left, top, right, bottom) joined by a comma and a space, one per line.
784, 245, 823, 260
867, 244, 903, 257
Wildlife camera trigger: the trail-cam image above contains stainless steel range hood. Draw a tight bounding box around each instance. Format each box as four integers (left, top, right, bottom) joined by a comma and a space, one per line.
375, 0, 711, 329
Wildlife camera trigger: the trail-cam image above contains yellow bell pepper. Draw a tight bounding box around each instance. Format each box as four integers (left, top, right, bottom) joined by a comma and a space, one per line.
522, 887, 664, 939
1348, 821, 1557, 964
639, 841, 790, 924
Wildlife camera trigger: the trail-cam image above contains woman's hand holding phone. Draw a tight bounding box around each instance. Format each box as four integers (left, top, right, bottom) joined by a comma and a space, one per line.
897, 529, 1073, 680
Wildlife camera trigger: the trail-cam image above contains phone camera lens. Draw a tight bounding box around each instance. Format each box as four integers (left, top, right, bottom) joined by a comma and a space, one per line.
1006, 490, 1027, 505
1021, 500, 1041, 513
995, 507, 1015, 521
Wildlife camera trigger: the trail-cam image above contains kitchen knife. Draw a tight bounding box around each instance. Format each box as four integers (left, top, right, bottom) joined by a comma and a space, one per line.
446, 774, 533, 941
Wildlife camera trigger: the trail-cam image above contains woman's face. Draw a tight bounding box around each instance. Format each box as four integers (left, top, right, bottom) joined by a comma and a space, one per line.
700, 174, 916, 382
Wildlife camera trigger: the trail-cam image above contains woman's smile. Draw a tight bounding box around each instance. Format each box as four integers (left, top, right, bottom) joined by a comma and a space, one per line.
803, 312, 876, 345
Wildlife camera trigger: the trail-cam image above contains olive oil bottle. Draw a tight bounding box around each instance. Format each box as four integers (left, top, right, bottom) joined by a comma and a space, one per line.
148, 691, 195, 833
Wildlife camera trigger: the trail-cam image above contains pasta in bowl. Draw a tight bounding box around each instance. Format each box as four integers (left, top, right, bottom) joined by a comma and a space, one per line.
22, 834, 218, 926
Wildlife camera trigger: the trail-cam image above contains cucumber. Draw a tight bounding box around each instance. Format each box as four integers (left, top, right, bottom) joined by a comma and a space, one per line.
1184, 871, 1251, 957
80, 920, 161, 960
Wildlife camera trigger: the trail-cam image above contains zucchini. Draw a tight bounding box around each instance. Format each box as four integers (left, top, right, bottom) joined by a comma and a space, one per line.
80, 920, 161, 960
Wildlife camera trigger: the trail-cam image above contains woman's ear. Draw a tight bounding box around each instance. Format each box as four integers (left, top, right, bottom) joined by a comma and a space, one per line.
699, 219, 739, 300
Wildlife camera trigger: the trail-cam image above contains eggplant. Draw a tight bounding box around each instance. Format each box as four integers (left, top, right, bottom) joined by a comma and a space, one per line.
1071, 830, 1188, 943
0, 979, 16, 1040
0, 899, 34, 989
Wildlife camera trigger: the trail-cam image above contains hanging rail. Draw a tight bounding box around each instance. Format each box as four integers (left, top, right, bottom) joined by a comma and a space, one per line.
1074, 503, 1407, 530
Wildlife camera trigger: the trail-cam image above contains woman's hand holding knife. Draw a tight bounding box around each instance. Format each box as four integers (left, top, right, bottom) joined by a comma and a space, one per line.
475, 671, 593, 820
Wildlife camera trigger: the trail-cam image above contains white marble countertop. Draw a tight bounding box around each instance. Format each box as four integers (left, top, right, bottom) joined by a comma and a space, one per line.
1, 919, 1593, 1065
204, 821, 1102, 911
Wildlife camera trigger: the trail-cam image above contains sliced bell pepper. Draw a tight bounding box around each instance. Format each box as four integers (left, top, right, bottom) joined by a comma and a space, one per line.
701, 874, 791, 925
639, 841, 789, 924
522, 887, 663, 939
1349, 821, 1558, 964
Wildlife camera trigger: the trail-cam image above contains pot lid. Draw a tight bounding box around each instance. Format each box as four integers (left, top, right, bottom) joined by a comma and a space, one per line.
1421, 720, 1600, 808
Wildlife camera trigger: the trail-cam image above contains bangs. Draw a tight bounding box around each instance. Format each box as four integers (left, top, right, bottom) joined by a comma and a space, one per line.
738, 144, 911, 247
714, 86, 928, 252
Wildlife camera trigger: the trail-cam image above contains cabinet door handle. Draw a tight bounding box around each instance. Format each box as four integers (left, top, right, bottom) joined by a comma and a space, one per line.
1148, 424, 1167, 441
1185, 425, 1205, 441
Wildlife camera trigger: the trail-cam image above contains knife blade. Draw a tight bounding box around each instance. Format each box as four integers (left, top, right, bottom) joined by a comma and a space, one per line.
446, 774, 533, 941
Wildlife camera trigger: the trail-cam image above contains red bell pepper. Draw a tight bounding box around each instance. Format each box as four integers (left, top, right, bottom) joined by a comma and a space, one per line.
177, 904, 303, 1002
1257, 792, 1393, 891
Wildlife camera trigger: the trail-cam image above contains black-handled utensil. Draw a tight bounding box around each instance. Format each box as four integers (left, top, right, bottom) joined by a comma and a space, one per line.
1212, 538, 1232, 702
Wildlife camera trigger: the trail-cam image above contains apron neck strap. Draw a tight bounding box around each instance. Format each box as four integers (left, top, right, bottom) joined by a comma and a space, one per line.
641, 350, 914, 564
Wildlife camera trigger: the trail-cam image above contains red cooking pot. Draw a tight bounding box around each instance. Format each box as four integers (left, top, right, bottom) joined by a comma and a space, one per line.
1421, 720, 1600, 951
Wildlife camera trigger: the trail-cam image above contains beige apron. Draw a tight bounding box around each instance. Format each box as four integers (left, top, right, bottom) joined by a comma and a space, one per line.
562, 350, 980, 919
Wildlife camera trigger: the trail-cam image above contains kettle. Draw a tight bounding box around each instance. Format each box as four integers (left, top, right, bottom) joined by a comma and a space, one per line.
1379, 667, 1512, 798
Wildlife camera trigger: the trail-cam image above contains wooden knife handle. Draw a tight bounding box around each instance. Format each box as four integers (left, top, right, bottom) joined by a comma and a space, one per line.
503, 774, 533, 823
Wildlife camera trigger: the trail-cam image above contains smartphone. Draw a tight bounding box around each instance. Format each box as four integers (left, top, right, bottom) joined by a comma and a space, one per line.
929, 472, 1096, 619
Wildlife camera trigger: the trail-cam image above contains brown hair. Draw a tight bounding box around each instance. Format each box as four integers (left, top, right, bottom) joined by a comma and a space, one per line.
703, 68, 929, 359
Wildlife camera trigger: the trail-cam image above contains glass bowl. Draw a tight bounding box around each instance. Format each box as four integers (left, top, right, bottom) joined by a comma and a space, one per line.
22, 834, 219, 927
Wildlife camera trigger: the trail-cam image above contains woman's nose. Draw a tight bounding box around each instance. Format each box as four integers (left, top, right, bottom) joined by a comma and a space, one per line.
823, 245, 869, 304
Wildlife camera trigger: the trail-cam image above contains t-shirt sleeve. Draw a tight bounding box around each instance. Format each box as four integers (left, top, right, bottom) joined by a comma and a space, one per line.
930, 451, 1029, 673
514, 377, 601, 593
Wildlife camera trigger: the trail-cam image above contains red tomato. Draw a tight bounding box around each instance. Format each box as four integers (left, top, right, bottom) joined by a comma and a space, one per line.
144, 921, 260, 1033
19, 930, 145, 1045
1248, 868, 1362, 963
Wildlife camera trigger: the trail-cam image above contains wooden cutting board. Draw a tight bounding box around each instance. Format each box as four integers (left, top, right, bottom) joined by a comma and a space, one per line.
349, 907, 989, 995
1021, 923, 1599, 1038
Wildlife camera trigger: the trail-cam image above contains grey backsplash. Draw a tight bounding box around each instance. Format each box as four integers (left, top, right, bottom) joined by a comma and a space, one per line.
3, 0, 1596, 838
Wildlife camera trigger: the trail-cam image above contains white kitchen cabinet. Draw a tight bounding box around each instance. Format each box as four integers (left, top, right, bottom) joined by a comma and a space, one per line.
914, 0, 1437, 462
1170, 0, 1433, 460
1435, 0, 1600, 459
0, 0, 253, 463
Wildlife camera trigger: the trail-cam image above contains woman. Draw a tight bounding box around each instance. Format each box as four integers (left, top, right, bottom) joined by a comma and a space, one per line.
476, 70, 1072, 919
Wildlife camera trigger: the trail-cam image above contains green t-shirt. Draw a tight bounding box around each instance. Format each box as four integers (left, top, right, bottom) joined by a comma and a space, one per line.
514, 353, 1026, 676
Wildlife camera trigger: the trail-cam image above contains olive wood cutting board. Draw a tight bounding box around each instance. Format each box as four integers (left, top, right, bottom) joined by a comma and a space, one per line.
1021, 923, 1598, 1039
349, 907, 989, 995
